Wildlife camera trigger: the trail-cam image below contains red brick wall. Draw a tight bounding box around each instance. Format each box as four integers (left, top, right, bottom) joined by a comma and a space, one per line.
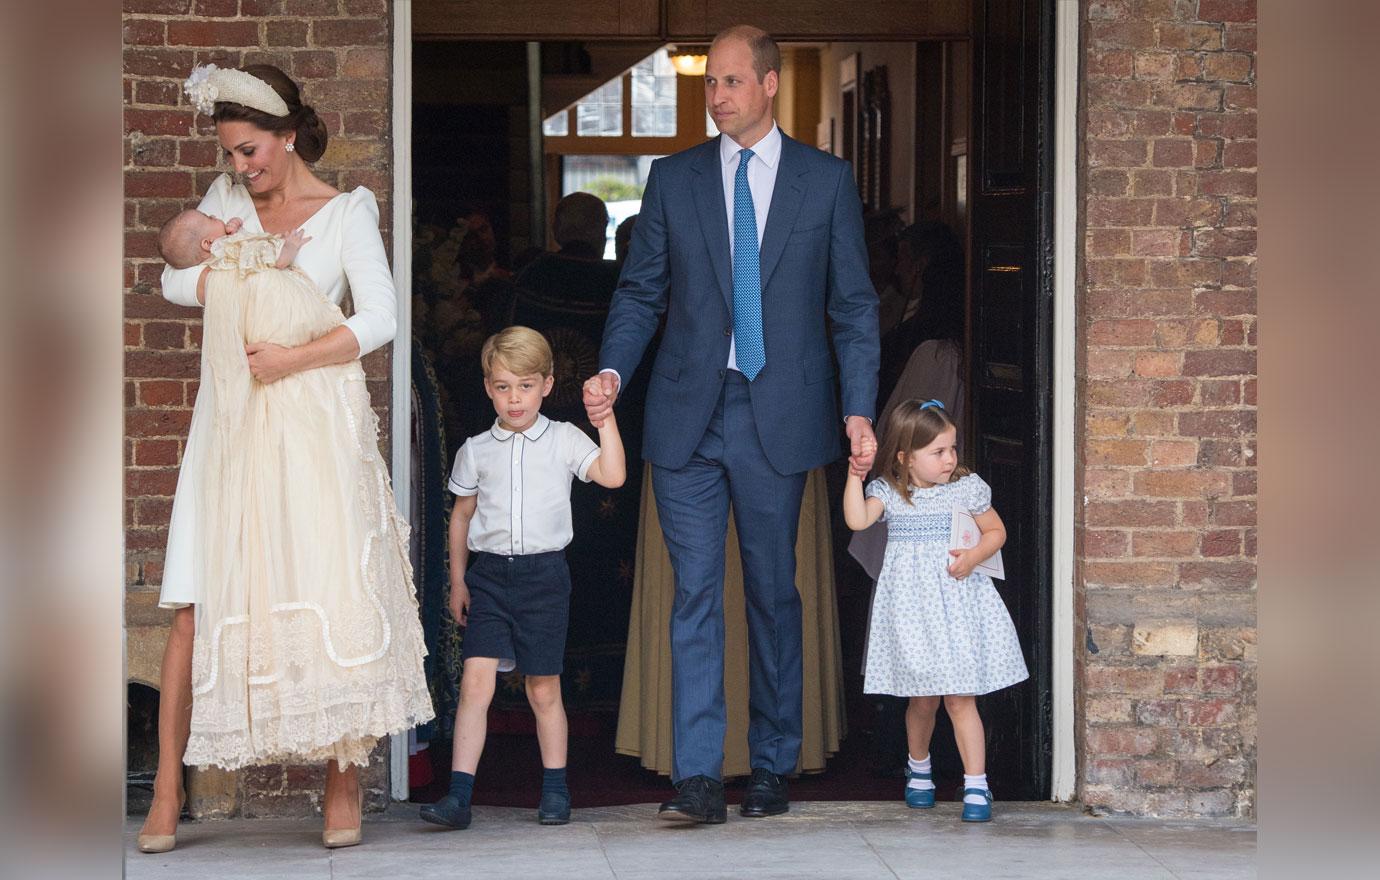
123, 0, 395, 814
1077, 0, 1256, 816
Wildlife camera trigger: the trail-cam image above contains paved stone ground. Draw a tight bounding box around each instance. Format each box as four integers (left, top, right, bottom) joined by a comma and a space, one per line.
126, 801, 1256, 879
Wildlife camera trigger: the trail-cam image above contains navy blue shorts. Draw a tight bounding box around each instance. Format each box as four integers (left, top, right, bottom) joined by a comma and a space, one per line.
461, 550, 571, 676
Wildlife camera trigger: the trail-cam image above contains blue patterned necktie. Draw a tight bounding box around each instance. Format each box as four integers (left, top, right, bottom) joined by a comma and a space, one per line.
732, 148, 765, 380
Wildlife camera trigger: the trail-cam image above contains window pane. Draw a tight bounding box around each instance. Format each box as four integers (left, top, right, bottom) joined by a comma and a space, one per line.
576, 78, 623, 137
542, 111, 569, 137
631, 49, 677, 136
561, 154, 665, 258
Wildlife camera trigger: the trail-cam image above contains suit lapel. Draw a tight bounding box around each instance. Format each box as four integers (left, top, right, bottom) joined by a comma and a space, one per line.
690, 138, 733, 310
759, 134, 808, 292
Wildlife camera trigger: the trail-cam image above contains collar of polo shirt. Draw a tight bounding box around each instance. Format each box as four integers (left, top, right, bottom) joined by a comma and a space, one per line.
489, 412, 552, 442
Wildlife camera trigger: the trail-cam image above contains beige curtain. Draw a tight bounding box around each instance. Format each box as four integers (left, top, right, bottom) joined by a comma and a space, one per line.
615, 463, 846, 777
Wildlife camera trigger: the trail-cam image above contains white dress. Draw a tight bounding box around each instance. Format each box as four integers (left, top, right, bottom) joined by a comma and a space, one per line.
178, 231, 432, 769
159, 173, 397, 609
861, 474, 1029, 697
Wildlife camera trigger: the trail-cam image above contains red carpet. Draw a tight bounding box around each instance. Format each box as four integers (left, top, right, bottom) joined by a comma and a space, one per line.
408, 709, 964, 808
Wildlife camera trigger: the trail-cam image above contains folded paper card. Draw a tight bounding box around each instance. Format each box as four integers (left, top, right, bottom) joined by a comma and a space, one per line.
949, 505, 1005, 580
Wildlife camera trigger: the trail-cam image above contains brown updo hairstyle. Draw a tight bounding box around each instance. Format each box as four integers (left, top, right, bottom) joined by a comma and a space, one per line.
211, 64, 328, 163
875, 399, 969, 503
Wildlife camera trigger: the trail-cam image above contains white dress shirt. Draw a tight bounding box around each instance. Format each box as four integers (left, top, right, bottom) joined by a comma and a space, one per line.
721, 123, 782, 372
448, 414, 600, 556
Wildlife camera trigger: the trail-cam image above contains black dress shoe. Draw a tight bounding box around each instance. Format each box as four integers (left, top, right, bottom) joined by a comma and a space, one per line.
419, 794, 472, 829
537, 789, 571, 825
739, 767, 790, 817
657, 775, 727, 824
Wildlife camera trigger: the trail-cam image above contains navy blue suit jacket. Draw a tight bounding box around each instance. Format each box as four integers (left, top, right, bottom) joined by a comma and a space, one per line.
599, 132, 880, 476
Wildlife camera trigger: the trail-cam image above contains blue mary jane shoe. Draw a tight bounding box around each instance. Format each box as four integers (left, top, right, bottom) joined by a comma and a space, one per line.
960, 787, 993, 822
904, 771, 935, 809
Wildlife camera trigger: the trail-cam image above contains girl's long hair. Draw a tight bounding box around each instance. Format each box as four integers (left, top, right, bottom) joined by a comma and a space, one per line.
875, 399, 969, 503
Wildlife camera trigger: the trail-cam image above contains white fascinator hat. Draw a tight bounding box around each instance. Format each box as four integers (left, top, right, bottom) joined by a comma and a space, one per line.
183, 64, 289, 117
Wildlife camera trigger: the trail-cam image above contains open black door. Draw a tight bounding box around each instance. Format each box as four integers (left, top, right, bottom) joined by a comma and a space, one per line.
968, 0, 1055, 801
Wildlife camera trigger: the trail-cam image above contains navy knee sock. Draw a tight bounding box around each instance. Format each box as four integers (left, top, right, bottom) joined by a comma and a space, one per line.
448, 771, 475, 808
542, 767, 568, 798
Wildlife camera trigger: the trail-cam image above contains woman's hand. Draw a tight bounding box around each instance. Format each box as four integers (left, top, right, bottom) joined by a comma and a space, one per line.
245, 342, 299, 384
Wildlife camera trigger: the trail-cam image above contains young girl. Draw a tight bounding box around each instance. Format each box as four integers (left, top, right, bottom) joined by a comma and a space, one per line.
843, 399, 1028, 822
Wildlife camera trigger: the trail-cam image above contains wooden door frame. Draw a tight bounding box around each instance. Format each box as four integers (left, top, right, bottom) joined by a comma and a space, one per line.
388, 0, 1080, 802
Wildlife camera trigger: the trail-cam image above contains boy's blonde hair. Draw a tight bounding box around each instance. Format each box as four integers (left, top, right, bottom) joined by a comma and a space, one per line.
480, 326, 553, 378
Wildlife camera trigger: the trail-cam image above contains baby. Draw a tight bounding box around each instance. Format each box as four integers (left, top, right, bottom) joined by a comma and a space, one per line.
158, 209, 310, 302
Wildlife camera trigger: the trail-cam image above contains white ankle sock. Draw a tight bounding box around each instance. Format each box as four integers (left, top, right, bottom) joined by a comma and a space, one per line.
906, 754, 934, 790
963, 773, 989, 805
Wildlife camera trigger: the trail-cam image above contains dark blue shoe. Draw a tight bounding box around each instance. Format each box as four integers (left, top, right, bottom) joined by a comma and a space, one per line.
419, 794, 472, 829
537, 789, 571, 825
960, 788, 993, 822
904, 771, 935, 809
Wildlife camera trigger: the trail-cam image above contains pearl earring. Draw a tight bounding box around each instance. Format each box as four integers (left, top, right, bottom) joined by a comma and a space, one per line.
285, 142, 295, 153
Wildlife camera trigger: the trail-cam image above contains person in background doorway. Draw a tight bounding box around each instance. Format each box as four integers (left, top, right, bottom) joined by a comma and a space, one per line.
516, 192, 621, 308
878, 220, 964, 406
614, 213, 639, 268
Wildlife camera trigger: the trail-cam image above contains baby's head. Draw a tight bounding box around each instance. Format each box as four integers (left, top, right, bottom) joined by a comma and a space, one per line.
480, 326, 554, 432
878, 398, 965, 496
158, 209, 232, 269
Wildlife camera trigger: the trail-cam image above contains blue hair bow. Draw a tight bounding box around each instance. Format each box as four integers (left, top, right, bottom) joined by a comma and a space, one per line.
919, 399, 945, 411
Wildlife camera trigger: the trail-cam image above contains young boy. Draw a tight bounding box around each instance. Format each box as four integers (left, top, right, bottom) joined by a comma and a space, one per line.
420, 326, 625, 829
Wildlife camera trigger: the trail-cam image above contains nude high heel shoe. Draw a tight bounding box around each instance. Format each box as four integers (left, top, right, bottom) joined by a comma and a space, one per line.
322, 785, 364, 849
136, 791, 186, 854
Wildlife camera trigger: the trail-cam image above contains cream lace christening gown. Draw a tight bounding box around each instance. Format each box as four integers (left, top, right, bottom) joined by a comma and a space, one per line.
183, 232, 434, 770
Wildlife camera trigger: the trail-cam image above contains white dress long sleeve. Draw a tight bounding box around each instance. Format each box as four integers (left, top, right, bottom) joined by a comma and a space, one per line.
159, 173, 398, 608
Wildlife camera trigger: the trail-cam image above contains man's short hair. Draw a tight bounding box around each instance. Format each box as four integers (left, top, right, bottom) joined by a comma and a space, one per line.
552, 192, 609, 251
481, 325, 554, 378
711, 25, 781, 82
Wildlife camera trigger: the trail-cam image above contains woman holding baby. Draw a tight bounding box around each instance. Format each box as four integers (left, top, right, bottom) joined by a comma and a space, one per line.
137, 63, 433, 853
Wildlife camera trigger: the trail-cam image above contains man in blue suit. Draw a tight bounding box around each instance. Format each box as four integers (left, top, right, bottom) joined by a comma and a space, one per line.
583, 25, 879, 824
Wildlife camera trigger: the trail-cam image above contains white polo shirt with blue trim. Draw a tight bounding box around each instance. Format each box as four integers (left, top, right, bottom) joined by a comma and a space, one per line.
448, 413, 600, 556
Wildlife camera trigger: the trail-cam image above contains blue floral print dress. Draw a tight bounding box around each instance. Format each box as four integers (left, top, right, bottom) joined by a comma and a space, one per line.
862, 474, 1029, 696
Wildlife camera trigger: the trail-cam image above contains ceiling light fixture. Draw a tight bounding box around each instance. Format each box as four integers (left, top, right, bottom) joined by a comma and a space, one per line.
667, 44, 709, 77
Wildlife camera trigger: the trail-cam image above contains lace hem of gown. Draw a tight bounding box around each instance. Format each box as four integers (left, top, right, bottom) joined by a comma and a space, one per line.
183, 679, 435, 770
186, 257, 435, 771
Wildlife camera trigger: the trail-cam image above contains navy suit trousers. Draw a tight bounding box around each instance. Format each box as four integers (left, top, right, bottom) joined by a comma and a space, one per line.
651, 371, 807, 782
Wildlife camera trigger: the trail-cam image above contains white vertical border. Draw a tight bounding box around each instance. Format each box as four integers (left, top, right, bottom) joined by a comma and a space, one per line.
382, 2, 1080, 803
388, 0, 414, 803
1051, 0, 1079, 802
